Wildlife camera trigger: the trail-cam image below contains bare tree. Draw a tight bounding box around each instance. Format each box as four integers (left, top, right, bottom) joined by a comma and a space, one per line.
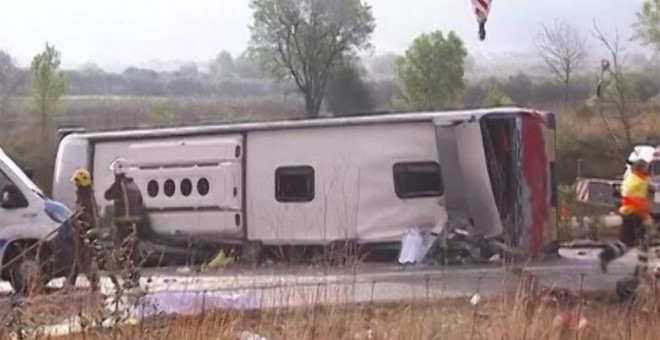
0, 50, 23, 116
534, 20, 587, 109
592, 23, 639, 149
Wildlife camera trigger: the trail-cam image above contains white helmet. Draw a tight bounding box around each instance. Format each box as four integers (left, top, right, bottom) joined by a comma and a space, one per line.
110, 157, 129, 176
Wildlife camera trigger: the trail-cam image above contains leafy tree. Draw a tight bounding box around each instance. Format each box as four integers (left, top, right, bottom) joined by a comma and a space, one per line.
369, 78, 397, 111
176, 63, 199, 78
503, 73, 534, 105
464, 54, 477, 74
325, 61, 375, 115
630, 72, 659, 102
235, 52, 265, 79
30, 43, 65, 128
209, 51, 237, 79
483, 86, 514, 107
462, 82, 488, 107
393, 31, 467, 110
634, 0, 660, 51
0, 50, 22, 115
122, 67, 163, 96
79, 62, 104, 76
248, 0, 375, 117
366, 53, 397, 78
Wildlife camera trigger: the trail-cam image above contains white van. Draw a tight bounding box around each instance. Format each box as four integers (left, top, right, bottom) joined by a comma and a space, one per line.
0, 147, 73, 293
52, 108, 558, 264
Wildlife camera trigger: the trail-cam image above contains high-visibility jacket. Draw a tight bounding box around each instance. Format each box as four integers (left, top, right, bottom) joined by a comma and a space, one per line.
618, 170, 650, 218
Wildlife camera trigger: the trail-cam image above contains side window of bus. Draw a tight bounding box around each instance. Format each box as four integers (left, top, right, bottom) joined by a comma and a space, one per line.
0, 171, 28, 210
275, 166, 315, 203
392, 161, 444, 199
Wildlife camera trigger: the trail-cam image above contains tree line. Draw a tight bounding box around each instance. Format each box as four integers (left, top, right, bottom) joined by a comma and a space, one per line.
3, 0, 660, 121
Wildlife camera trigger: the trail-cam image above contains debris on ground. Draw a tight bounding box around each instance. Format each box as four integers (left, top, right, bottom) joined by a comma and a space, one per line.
205, 249, 236, 269
509, 267, 583, 309
132, 290, 259, 318
470, 293, 481, 306
353, 329, 374, 340
398, 227, 437, 265
239, 330, 269, 340
552, 310, 588, 331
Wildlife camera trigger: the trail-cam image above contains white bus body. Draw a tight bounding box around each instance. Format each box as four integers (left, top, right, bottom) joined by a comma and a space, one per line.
52, 108, 557, 259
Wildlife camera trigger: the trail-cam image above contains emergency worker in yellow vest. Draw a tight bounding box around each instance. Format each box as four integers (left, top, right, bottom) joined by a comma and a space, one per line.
599, 159, 654, 272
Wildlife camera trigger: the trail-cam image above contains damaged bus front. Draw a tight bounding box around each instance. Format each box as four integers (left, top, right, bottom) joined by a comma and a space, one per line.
433, 110, 557, 261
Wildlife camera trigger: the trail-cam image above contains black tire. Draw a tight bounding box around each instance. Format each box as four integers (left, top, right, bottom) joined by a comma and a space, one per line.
615, 276, 639, 300
7, 243, 50, 295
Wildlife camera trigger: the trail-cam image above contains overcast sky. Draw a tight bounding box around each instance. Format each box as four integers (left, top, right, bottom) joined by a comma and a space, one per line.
0, 0, 648, 70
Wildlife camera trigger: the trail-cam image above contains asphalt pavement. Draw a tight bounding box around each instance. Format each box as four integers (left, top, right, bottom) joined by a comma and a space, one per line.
0, 247, 651, 309
10, 248, 657, 336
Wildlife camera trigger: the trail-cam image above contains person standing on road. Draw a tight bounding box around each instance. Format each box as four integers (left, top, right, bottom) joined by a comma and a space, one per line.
599, 159, 654, 273
67, 168, 101, 292
104, 158, 143, 289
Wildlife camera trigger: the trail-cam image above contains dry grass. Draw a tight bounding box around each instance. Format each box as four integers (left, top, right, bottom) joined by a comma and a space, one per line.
29, 291, 660, 340
0, 272, 657, 340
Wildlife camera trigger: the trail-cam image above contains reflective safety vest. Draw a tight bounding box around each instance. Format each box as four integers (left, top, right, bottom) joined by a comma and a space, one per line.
619, 170, 650, 218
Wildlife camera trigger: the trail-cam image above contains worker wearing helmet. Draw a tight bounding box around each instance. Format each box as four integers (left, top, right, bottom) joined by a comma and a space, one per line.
599, 159, 654, 272
104, 158, 142, 288
67, 168, 100, 292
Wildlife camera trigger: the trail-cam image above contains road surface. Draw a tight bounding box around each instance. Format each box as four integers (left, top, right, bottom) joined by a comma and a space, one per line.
11, 247, 653, 307
11, 247, 658, 336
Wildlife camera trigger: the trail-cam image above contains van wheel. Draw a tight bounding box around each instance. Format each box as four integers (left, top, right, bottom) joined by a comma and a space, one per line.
7, 244, 49, 296
615, 276, 639, 301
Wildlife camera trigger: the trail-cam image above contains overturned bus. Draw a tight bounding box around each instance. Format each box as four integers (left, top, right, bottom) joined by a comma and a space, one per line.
51, 107, 557, 264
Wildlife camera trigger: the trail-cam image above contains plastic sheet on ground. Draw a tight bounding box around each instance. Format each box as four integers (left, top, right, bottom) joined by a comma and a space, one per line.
398, 228, 437, 265
132, 289, 260, 318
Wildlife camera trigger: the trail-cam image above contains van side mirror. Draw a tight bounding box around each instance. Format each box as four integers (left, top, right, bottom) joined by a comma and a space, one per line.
0, 185, 28, 209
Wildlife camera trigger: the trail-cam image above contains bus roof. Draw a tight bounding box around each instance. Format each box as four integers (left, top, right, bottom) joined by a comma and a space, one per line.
62, 107, 548, 142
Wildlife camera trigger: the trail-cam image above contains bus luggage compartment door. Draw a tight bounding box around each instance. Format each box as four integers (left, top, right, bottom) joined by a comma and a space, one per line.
92, 135, 245, 242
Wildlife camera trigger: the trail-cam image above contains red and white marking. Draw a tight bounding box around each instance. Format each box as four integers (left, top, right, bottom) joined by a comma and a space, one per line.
575, 179, 589, 202
471, 0, 491, 23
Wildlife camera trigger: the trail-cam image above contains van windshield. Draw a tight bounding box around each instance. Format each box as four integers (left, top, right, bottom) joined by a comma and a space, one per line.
0, 149, 43, 197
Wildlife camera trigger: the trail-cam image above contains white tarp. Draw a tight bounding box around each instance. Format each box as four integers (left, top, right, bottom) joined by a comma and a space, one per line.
398, 228, 438, 264
132, 290, 259, 318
